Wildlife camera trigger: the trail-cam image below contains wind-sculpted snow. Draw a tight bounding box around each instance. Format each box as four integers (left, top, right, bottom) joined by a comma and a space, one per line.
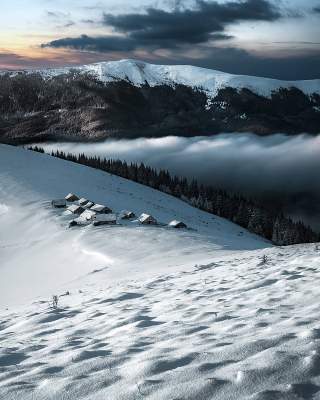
1, 145, 320, 399
1, 243, 320, 399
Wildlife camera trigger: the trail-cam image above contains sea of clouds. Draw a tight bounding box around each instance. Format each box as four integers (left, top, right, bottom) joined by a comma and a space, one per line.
37, 133, 320, 230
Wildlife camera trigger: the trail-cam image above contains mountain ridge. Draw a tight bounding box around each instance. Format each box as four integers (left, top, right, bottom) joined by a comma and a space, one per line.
1, 59, 320, 143
5, 58, 320, 99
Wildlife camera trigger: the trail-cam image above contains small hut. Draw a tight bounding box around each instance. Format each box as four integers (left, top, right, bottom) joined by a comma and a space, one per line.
67, 204, 85, 215
91, 204, 112, 214
65, 193, 79, 202
168, 220, 187, 229
92, 214, 117, 226
78, 198, 89, 206
51, 199, 66, 208
138, 213, 157, 225
69, 217, 90, 227
120, 210, 136, 220
80, 209, 96, 221
83, 201, 94, 209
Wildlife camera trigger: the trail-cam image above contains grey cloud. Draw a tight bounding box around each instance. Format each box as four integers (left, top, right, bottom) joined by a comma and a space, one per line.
42, 34, 136, 52
43, 0, 281, 51
103, 0, 281, 47
82, 19, 96, 24
173, 46, 320, 80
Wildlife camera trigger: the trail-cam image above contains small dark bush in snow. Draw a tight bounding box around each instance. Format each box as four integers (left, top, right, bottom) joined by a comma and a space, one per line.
52, 295, 59, 309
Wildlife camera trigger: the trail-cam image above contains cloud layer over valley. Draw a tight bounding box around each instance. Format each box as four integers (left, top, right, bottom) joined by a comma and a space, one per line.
38, 133, 320, 229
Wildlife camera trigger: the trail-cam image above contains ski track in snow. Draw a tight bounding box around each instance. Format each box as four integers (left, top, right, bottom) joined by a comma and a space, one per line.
1, 145, 320, 399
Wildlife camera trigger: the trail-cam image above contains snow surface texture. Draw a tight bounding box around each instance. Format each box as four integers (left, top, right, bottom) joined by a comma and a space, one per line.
10, 59, 320, 99
1, 145, 320, 399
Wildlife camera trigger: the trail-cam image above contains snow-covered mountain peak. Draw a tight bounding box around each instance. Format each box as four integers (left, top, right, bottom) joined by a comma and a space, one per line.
35, 58, 320, 98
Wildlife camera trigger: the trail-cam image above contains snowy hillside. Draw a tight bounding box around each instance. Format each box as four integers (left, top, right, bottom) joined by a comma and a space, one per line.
28, 59, 320, 98
1, 145, 320, 399
0, 144, 265, 307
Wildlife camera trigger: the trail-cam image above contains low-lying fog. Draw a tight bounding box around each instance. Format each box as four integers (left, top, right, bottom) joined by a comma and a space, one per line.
35, 133, 320, 231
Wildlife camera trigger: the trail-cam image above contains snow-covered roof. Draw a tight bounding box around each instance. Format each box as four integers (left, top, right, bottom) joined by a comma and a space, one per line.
69, 217, 90, 227
78, 198, 89, 206
65, 193, 79, 201
169, 220, 187, 228
120, 210, 135, 217
139, 213, 157, 223
95, 213, 116, 221
93, 214, 117, 223
80, 209, 96, 221
67, 204, 84, 214
91, 204, 112, 213
83, 201, 94, 209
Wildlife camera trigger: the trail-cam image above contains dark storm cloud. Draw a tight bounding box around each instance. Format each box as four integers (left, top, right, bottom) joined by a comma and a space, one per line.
43, 0, 281, 51
42, 34, 136, 52
314, 5, 320, 13
102, 0, 280, 47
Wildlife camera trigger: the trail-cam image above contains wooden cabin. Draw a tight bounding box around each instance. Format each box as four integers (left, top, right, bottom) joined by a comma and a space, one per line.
138, 213, 157, 225
51, 199, 66, 208
67, 204, 85, 215
168, 220, 187, 229
65, 193, 79, 202
69, 217, 90, 227
78, 198, 90, 206
92, 214, 117, 226
80, 209, 96, 221
83, 201, 94, 209
91, 204, 112, 214
120, 210, 136, 220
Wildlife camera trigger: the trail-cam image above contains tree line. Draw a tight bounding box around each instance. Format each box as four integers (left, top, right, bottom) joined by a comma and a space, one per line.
29, 146, 319, 246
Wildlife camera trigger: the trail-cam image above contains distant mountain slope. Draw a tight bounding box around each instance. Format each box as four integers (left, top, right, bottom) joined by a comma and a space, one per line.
10, 59, 320, 99
1, 59, 320, 143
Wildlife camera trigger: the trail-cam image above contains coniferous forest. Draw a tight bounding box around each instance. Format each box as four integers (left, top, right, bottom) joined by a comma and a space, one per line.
29, 146, 319, 246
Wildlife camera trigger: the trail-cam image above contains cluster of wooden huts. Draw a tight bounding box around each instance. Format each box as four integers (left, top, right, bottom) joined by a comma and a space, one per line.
51, 193, 187, 229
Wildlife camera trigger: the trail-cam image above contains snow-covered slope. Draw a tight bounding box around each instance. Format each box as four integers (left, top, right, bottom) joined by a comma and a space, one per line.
31, 59, 320, 98
0, 144, 265, 307
1, 145, 320, 400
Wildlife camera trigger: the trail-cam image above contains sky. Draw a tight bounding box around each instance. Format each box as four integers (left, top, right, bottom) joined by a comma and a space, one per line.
1, 0, 320, 79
